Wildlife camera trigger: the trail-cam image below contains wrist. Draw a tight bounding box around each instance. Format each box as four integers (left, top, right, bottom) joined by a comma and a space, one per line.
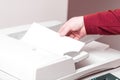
80, 16, 87, 37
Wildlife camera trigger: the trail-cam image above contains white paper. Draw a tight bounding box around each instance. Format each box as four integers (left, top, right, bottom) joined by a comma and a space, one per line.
21, 23, 85, 56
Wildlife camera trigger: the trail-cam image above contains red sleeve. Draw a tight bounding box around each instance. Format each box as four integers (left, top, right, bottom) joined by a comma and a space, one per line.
84, 9, 120, 35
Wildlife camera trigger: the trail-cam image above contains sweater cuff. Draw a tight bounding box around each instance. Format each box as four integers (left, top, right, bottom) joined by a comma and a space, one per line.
84, 15, 99, 34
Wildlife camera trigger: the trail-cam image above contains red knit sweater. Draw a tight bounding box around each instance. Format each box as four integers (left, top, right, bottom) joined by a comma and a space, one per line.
84, 9, 120, 35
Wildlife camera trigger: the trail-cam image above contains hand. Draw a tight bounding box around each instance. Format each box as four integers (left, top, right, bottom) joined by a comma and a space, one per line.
58, 16, 86, 40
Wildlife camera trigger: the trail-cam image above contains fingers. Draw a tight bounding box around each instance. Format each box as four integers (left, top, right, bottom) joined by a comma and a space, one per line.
69, 34, 74, 38
74, 37, 80, 40
69, 31, 81, 40
59, 24, 82, 40
58, 24, 71, 36
73, 34, 84, 40
58, 16, 86, 40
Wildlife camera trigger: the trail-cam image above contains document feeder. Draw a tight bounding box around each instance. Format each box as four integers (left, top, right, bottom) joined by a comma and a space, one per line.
0, 23, 120, 80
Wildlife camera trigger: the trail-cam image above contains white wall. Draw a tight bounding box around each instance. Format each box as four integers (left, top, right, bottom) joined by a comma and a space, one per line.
0, 0, 68, 28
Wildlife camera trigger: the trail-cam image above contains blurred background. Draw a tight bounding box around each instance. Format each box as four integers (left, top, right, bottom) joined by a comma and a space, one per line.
0, 0, 120, 28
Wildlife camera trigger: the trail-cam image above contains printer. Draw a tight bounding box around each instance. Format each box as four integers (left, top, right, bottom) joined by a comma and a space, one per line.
0, 21, 120, 80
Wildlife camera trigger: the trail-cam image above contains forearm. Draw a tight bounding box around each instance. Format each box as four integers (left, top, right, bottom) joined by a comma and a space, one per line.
84, 9, 120, 35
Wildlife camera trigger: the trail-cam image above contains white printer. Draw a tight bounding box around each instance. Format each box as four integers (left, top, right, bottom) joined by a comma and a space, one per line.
0, 21, 120, 80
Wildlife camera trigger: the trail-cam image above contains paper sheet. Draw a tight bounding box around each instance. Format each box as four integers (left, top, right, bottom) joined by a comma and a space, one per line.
21, 23, 85, 56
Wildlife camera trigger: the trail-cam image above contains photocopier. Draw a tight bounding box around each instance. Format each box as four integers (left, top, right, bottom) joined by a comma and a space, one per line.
0, 21, 120, 80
